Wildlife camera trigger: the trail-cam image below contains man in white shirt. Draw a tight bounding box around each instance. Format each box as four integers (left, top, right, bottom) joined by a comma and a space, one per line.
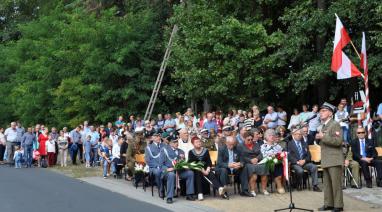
263, 106, 278, 129
276, 106, 287, 127
5, 122, 18, 163
177, 129, 193, 160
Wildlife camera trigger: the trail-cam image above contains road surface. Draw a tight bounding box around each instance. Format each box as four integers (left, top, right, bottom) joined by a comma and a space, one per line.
0, 166, 170, 212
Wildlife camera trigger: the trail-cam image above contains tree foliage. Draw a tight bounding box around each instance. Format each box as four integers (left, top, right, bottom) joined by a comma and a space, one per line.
0, 0, 381, 127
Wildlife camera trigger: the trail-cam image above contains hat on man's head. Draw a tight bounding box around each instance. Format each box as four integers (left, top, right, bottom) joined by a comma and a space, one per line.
200, 129, 208, 134
169, 134, 179, 143
135, 127, 144, 133
222, 125, 233, 132
152, 128, 162, 136
161, 131, 169, 139
320, 102, 336, 113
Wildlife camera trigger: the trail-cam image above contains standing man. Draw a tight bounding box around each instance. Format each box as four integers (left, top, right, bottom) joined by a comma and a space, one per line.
69, 126, 82, 165
5, 122, 18, 164
308, 104, 320, 144
316, 103, 344, 212
21, 127, 36, 168
203, 113, 218, 136
87, 126, 100, 166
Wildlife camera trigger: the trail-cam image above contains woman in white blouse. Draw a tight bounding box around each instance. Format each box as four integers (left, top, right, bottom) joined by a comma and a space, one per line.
261, 129, 285, 194
288, 108, 301, 130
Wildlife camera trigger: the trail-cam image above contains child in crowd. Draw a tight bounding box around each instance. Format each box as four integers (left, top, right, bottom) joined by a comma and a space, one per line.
84, 135, 92, 168
100, 138, 112, 179
57, 130, 69, 167
13, 146, 23, 168
45, 134, 56, 167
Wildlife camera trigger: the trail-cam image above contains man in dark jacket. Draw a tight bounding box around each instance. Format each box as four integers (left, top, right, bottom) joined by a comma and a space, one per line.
288, 127, 321, 192
216, 136, 242, 189
351, 127, 382, 187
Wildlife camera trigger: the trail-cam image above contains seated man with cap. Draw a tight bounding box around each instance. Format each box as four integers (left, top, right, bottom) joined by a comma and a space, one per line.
145, 130, 163, 191
200, 128, 215, 150
159, 136, 195, 204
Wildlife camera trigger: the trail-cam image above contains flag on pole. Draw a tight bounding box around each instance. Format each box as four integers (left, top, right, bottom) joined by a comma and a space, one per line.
282, 152, 289, 181
361, 32, 372, 139
331, 15, 362, 79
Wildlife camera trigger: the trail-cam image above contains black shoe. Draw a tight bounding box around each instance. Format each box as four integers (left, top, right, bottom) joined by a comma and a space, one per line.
351, 185, 361, 189
318, 206, 334, 211
222, 192, 229, 200
240, 191, 254, 197
366, 181, 372, 188
377, 181, 382, 187
186, 195, 195, 201
332, 207, 343, 212
166, 198, 173, 204
313, 186, 322, 192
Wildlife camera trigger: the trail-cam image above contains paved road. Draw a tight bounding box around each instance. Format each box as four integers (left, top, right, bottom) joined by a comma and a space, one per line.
0, 166, 170, 212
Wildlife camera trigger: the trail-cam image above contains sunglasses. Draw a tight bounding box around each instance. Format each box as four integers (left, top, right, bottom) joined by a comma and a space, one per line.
357, 132, 365, 134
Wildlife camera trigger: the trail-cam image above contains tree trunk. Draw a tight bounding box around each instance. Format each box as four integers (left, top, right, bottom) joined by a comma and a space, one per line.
203, 98, 210, 112
316, 0, 328, 104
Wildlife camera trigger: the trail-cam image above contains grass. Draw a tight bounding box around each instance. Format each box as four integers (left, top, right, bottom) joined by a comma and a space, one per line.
50, 164, 102, 178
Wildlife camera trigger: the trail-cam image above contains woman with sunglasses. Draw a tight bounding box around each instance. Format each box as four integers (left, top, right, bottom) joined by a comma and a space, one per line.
238, 132, 268, 197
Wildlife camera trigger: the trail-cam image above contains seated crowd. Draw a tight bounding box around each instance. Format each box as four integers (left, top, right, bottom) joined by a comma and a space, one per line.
1, 100, 382, 204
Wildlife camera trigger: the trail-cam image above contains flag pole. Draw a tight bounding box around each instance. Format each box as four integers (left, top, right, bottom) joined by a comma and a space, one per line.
350, 40, 361, 59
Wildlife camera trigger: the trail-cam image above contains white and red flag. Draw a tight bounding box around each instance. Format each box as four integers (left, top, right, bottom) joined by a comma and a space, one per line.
361, 32, 372, 139
331, 15, 362, 79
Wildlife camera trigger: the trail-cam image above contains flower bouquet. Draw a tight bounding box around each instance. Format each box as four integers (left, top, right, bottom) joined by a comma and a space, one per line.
134, 163, 149, 174
259, 152, 286, 172
172, 160, 204, 171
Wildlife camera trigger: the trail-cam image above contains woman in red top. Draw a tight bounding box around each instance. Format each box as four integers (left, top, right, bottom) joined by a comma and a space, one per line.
38, 128, 49, 167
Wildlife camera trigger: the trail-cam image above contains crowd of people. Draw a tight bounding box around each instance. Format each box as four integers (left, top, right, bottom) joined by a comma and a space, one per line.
1, 99, 382, 207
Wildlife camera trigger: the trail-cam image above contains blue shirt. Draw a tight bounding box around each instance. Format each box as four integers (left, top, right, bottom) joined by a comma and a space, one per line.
203, 120, 218, 134
145, 143, 162, 169
21, 132, 36, 146
164, 119, 176, 132
377, 103, 382, 116
87, 131, 100, 148
84, 140, 92, 152
263, 112, 278, 129
236, 134, 244, 145
70, 130, 81, 144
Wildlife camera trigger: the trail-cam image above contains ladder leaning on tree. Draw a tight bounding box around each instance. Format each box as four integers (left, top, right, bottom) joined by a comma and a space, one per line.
143, 24, 178, 121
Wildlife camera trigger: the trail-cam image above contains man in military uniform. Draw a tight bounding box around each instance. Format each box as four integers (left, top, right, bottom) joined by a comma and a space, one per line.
159, 137, 195, 204
200, 129, 215, 150
125, 128, 146, 181
144, 131, 163, 190
316, 102, 344, 212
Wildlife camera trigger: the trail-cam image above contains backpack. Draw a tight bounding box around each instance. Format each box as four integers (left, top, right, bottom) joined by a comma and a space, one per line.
41, 158, 48, 168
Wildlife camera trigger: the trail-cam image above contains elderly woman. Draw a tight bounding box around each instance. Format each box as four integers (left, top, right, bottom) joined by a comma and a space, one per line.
261, 129, 285, 194
188, 137, 228, 200
238, 132, 269, 197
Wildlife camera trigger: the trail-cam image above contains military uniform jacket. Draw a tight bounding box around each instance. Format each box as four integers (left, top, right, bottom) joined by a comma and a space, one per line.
159, 145, 185, 171
320, 119, 343, 168
145, 143, 163, 169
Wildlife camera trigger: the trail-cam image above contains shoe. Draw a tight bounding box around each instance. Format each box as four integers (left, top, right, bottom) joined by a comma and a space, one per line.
218, 187, 224, 196
186, 195, 195, 201
332, 208, 343, 212
366, 181, 372, 188
351, 185, 361, 189
166, 198, 173, 204
313, 186, 322, 192
318, 206, 334, 211
277, 188, 285, 194
377, 181, 382, 187
240, 191, 254, 197
103, 176, 107, 179
198, 193, 204, 201
250, 191, 257, 197
263, 190, 270, 196
222, 192, 229, 200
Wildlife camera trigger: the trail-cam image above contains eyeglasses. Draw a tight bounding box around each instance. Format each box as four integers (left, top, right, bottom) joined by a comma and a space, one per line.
357, 132, 365, 134
246, 138, 253, 141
